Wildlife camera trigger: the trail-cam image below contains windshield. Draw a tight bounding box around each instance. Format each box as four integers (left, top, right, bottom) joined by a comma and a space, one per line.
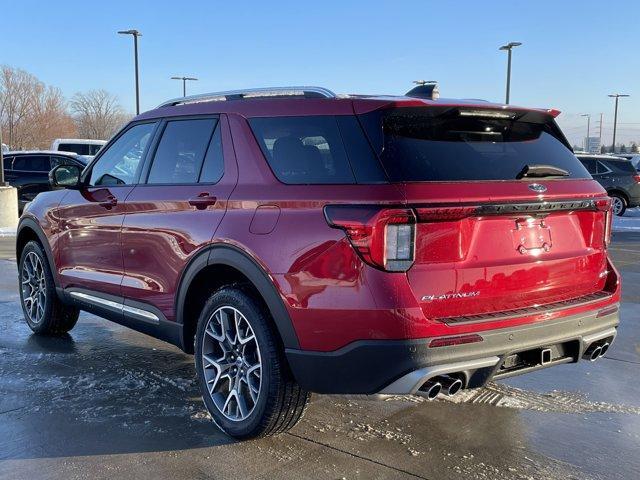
358, 107, 590, 182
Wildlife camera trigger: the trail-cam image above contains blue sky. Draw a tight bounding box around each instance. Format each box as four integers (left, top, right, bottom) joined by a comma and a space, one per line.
3, 0, 639, 146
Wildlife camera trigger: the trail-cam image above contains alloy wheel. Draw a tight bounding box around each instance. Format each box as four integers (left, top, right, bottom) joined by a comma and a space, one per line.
612, 196, 624, 216
21, 252, 46, 324
201, 306, 262, 422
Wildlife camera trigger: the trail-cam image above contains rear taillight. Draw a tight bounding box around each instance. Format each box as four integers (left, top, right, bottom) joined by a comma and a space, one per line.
324, 205, 416, 272
634, 175, 640, 183
595, 198, 613, 247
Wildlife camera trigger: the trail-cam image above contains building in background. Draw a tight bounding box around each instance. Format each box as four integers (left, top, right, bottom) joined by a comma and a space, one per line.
584, 136, 600, 154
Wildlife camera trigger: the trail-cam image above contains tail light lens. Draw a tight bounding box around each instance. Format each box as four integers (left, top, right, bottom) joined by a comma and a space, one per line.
324, 205, 416, 272
595, 197, 613, 247
634, 175, 640, 184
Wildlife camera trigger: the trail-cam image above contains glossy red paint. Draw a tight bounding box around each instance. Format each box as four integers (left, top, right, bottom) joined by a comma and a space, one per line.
21, 93, 621, 356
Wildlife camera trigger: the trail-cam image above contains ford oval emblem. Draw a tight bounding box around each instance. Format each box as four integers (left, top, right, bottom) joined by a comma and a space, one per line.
528, 183, 547, 193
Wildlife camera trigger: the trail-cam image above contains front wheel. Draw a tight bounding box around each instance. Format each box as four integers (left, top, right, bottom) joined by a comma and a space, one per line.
19, 241, 79, 334
195, 286, 309, 439
610, 194, 627, 216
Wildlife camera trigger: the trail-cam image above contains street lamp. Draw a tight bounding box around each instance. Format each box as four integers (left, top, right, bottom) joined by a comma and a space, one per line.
499, 42, 522, 104
608, 93, 630, 153
118, 29, 142, 114
171, 76, 198, 97
581, 114, 591, 152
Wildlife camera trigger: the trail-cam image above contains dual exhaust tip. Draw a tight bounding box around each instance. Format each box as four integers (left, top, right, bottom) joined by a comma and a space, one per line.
417, 375, 463, 401
584, 341, 610, 362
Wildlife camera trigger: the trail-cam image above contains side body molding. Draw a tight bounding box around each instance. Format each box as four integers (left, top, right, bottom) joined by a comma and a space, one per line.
175, 244, 300, 351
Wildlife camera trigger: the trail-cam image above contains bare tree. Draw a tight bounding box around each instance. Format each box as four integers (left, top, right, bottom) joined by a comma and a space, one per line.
0, 65, 77, 149
70, 89, 129, 140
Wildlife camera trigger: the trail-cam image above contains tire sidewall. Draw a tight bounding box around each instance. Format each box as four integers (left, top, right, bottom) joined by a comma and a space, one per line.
19, 241, 55, 333
194, 287, 277, 438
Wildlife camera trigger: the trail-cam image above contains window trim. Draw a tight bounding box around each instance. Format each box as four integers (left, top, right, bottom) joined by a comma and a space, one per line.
82, 119, 160, 187
596, 161, 613, 175
138, 114, 223, 187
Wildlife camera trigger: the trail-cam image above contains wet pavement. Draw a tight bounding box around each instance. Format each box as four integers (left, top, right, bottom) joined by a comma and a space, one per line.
0, 232, 639, 480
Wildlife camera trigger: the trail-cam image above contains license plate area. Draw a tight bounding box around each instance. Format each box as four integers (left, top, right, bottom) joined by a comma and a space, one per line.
511, 218, 552, 255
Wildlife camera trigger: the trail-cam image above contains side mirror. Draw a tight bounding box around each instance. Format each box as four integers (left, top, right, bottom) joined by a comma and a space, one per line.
49, 165, 82, 189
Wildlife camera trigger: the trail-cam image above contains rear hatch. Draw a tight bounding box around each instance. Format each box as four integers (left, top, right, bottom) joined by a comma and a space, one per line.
358, 104, 613, 321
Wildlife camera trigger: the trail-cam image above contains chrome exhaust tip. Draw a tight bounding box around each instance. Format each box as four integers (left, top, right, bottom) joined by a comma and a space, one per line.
417, 380, 442, 400
589, 346, 602, 362
438, 375, 463, 396
599, 342, 610, 357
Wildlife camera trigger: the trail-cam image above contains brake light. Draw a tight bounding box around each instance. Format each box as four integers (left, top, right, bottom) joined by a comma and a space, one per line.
324, 205, 416, 272
595, 198, 613, 247
634, 175, 640, 183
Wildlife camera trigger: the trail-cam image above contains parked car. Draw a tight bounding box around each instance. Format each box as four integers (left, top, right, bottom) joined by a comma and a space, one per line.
576, 154, 640, 215
51, 138, 106, 156
2, 150, 89, 213
17, 86, 620, 439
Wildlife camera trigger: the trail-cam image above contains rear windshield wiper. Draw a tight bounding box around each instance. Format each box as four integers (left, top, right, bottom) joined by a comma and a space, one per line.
516, 164, 569, 179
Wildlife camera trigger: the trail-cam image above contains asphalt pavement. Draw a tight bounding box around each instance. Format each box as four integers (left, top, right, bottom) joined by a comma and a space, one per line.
0, 227, 639, 480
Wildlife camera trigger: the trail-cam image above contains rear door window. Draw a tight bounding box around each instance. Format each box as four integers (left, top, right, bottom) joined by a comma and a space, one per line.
578, 158, 597, 174
249, 116, 378, 184
359, 107, 590, 182
11, 155, 51, 172
147, 118, 217, 184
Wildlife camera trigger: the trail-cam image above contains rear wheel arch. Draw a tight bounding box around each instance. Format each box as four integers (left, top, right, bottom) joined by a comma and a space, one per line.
176, 244, 299, 354
606, 188, 629, 203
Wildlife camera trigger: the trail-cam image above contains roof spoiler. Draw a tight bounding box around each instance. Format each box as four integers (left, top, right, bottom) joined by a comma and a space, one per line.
405, 81, 439, 100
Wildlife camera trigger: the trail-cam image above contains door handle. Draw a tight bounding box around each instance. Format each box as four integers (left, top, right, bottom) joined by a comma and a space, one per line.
189, 192, 217, 210
99, 195, 118, 209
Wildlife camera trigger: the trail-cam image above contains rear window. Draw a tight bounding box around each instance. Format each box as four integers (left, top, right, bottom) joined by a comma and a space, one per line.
359, 107, 590, 182
611, 160, 637, 173
249, 116, 386, 184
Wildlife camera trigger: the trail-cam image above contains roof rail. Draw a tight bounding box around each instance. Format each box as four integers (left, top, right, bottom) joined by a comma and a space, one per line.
157, 86, 337, 108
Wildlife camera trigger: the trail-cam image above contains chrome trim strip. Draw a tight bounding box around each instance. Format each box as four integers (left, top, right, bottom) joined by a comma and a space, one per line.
158, 86, 337, 107
69, 291, 159, 324
440, 291, 613, 325
70, 291, 122, 311
379, 356, 501, 395
122, 304, 160, 323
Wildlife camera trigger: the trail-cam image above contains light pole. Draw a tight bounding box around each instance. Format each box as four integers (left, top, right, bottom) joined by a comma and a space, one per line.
608, 93, 630, 153
499, 42, 522, 104
171, 76, 198, 97
0, 128, 5, 185
118, 29, 142, 114
581, 114, 591, 152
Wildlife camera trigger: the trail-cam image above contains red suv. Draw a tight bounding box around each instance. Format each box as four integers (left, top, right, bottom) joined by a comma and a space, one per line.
17, 86, 620, 439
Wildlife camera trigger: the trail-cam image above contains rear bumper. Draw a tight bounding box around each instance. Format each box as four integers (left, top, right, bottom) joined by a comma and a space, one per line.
285, 305, 619, 394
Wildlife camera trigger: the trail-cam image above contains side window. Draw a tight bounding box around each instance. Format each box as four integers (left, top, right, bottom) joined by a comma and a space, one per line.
596, 161, 611, 174
199, 122, 224, 183
579, 158, 597, 174
12, 155, 51, 172
89, 123, 156, 186
147, 118, 217, 184
3, 157, 13, 171
249, 116, 356, 184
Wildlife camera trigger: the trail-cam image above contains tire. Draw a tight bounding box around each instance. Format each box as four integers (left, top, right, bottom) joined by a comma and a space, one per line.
610, 193, 627, 216
18, 240, 79, 335
195, 285, 309, 439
